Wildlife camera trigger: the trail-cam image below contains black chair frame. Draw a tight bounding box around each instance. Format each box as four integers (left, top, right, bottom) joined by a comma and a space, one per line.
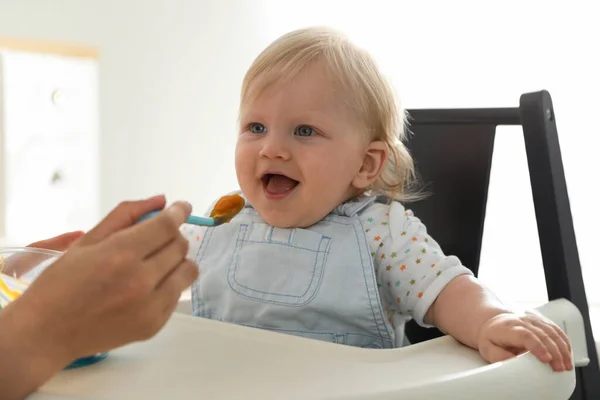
404, 90, 599, 400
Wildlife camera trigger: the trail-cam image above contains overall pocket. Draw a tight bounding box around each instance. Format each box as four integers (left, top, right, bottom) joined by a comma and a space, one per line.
227, 223, 331, 306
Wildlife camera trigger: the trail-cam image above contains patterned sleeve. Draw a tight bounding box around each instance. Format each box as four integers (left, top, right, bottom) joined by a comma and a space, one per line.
362, 201, 473, 328
180, 223, 207, 261
179, 202, 214, 261
180, 191, 243, 261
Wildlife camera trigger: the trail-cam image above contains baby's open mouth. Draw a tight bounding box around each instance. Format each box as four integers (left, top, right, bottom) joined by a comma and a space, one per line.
262, 174, 299, 195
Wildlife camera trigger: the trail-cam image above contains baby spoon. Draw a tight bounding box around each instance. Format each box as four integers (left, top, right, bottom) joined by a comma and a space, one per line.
138, 193, 245, 227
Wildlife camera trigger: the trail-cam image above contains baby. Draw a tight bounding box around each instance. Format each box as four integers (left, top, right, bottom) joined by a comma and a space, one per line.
183, 27, 572, 371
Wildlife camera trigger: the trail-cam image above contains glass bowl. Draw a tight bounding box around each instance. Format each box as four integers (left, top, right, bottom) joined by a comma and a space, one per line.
0, 247, 108, 369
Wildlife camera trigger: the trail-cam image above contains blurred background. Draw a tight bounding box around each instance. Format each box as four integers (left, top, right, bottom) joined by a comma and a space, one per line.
0, 0, 598, 332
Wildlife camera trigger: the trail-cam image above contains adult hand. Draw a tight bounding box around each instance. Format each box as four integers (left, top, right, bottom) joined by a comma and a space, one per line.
27, 230, 84, 251
0, 195, 199, 400
1, 231, 84, 277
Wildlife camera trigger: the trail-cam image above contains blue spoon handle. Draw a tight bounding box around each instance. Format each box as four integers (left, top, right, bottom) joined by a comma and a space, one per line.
138, 211, 217, 226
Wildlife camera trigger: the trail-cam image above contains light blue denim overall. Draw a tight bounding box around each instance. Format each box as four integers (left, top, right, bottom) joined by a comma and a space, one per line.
191, 195, 396, 349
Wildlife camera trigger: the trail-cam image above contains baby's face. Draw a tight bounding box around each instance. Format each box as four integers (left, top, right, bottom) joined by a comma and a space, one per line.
235, 63, 369, 228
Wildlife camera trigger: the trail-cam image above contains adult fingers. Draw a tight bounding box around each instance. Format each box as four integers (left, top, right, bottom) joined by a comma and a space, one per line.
121, 201, 192, 259
143, 234, 189, 288
27, 231, 85, 251
77, 195, 166, 246
136, 260, 199, 339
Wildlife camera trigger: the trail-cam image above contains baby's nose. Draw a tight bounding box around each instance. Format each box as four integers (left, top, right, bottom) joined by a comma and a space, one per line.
259, 134, 292, 160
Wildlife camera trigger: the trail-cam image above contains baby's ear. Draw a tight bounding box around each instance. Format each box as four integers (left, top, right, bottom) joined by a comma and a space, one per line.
352, 141, 388, 190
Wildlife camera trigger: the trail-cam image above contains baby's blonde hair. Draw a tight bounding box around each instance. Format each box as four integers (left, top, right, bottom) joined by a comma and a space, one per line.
240, 27, 418, 201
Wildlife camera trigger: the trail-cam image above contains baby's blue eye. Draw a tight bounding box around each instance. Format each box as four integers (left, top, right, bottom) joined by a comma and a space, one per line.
249, 123, 267, 134
294, 125, 316, 137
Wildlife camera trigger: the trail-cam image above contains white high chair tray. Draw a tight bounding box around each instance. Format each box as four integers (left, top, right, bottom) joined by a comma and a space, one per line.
31, 300, 576, 400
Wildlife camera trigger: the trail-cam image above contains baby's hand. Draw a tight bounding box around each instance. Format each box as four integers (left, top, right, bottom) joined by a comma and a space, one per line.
477, 311, 573, 371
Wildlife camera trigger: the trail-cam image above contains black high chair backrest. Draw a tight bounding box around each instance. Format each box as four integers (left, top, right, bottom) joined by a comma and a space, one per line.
404, 91, 598, 400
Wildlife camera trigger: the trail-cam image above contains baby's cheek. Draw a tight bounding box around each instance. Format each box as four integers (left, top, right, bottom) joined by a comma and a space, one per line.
235, 142, 256, 173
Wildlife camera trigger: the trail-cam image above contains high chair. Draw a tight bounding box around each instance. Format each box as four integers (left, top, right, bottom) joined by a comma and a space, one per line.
31, 90, 595, 399
404, 90, 599, 399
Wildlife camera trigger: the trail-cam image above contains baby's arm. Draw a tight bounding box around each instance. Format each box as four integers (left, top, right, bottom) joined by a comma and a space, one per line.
370, 201, 571, 371
424, 275, 508, 347
426, 275, 572, 371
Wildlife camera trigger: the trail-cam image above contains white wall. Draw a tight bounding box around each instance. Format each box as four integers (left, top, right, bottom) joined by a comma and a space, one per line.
0, 0, 598, 307
0, 0, 272, 216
